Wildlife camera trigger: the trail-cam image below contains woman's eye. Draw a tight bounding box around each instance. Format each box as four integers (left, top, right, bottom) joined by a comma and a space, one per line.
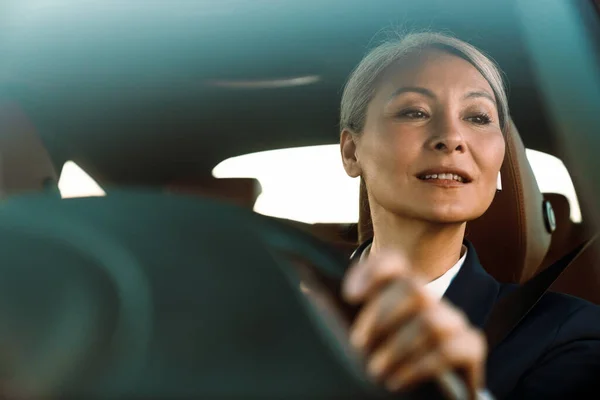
399, 110, 429, 119
466, 113, 492, 125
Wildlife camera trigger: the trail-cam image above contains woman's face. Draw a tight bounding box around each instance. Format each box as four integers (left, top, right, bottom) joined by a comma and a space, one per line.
341, 49, 505, 224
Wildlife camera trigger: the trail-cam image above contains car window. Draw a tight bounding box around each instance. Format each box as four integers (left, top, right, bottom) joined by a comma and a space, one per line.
214, 146, 582, 224
58, 161, 106, 199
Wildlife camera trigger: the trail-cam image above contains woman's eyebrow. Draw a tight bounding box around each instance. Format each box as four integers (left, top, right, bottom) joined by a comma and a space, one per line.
387, 86, 436, 102
464, 90, 497, 105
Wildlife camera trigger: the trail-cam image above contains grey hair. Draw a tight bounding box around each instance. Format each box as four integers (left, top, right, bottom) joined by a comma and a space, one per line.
340, 32, 509, 135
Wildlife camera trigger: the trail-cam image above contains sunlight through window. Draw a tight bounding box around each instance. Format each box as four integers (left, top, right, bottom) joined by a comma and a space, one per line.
213, 145, 582, 224
58, 161, 106, 199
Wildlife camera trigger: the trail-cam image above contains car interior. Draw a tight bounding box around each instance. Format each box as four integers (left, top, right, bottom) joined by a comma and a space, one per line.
0, 0, 599, 398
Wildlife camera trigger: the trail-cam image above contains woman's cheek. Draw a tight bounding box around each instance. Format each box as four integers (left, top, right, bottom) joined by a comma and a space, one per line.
476, 135, 505, 181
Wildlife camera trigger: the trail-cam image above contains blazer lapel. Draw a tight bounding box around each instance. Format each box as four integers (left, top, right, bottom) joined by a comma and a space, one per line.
444, 241, 501, 329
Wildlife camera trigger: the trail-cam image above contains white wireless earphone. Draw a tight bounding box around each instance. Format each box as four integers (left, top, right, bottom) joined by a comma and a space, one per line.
497, 171, 502, 191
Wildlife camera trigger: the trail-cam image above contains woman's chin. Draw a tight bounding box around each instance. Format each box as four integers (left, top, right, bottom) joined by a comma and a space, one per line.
425, 215, 469, 224
384, 200, 489, 225
420, 206, 485, 225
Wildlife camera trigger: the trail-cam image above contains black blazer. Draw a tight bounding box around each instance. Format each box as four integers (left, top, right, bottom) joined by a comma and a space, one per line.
443, 241, 600, 399
350, 239, 600, 398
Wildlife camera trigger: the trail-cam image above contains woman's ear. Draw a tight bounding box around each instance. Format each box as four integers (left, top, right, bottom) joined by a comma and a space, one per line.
340, 129, 362, 178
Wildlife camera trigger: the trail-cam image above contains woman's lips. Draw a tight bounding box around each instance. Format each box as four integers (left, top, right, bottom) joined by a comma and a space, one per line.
419, 173, 466, 183
416, 167, 473, 183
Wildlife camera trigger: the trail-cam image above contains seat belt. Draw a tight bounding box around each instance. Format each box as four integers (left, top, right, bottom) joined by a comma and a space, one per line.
484, 235, 598, 350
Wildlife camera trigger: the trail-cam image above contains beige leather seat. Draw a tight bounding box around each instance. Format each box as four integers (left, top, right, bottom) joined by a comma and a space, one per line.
551, 245, 600, 304
358, 119, 554, 284
0, 100, 59, 198
541, 193, 600, 304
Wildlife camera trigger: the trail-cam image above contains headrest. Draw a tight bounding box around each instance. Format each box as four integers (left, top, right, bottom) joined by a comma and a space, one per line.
357, 119, 553, 284
0, 100, 58, 198
466, 121, 553, 283
166, 176, 262, 209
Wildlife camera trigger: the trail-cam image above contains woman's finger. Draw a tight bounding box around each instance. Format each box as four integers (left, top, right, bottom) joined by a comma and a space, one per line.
343, 251, 419, 304
384, 329, 487, 397
366, 304, 466, 380
367, 316, 428, 380
351, 280, 434, 349
384, 348, 449, 393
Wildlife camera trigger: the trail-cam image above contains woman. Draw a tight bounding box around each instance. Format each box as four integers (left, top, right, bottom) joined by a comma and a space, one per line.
338, 32, 600, 399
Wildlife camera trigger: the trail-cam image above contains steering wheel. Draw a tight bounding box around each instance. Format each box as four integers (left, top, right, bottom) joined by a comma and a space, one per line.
251, 208, 469, 400
0, 190, 465, 399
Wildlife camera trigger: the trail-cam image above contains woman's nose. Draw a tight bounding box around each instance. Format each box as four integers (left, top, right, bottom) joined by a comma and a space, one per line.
427, 118, 466, 153
431, 137, 465, 153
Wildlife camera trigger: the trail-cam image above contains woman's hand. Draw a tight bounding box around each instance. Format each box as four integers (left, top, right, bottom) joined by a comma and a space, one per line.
342, 251, 487, 398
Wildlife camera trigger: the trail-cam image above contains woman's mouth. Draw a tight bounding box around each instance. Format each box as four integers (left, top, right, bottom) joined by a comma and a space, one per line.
416, 168, 473, 185
418, 173, 466, 183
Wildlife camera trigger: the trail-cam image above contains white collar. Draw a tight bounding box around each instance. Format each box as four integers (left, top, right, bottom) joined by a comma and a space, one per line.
425, 248, 467, 300
359, 243, 467, 300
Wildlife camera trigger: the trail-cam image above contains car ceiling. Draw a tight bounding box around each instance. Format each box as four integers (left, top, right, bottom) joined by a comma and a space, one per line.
0, 0, 560, 185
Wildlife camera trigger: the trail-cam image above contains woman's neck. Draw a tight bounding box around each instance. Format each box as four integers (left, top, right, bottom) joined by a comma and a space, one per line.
369, 210, 466, 282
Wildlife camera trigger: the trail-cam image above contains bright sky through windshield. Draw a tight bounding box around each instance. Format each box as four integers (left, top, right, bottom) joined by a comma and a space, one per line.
56, 148, 582, 225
